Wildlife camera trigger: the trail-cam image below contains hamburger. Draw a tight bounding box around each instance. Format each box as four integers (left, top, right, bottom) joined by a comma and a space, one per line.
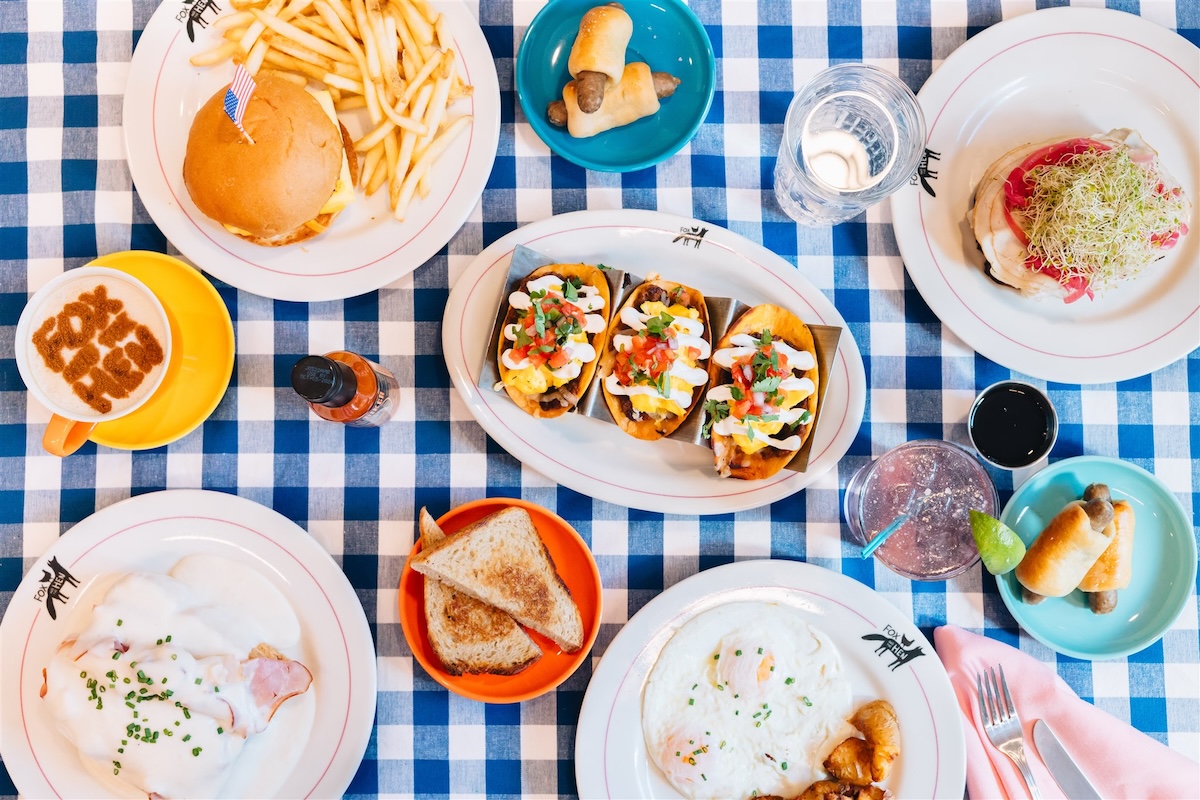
183, 74, 359, 247
970, 128, 1191, 303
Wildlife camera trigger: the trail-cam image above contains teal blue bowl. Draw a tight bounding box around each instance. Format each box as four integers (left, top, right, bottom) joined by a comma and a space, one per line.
516, 0, 715, 172
997, 456, 1197, 660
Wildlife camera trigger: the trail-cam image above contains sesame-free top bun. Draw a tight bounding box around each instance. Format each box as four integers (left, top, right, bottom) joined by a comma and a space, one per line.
183, 74, 346, 245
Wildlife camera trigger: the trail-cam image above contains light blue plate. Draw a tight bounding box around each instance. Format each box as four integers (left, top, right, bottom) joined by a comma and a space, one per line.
515, 0, 715, 172
997, 456, 1197, 660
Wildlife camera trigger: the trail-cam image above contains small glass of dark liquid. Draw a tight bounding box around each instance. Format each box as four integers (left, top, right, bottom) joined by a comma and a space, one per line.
968, 381, 1058, 469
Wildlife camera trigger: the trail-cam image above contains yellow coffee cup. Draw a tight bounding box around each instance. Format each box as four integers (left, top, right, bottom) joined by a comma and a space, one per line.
15, 267, 173, 456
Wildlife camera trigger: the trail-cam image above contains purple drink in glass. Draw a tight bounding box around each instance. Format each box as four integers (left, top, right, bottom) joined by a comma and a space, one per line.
844, 440, 998, 580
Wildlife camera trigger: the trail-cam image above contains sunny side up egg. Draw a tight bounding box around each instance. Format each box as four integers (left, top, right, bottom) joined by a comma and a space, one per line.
642, 602, 854, 800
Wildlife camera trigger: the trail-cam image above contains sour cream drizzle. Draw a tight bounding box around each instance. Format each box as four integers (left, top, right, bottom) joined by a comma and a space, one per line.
41, 556, 310, 799
604, 303, 712, 407
500, 275, 606, 379
705, 333, 816, 450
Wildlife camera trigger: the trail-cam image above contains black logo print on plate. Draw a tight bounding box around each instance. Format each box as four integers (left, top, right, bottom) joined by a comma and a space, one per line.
672, 225, 708, 249
177, 0, 222, 43
34, 557, 80, 621
908, 148, 941, 198
862, 625, 926, 671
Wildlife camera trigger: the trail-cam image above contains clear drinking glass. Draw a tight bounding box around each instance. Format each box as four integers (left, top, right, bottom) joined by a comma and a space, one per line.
774, 63, 926, 226
844, 440, 998, 581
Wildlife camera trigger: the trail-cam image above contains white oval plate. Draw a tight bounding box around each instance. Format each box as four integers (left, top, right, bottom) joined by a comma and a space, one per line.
442, 209, 867, 515
123, 0, 500, 301
890, 7, 1199, 384
574, 560, 966, 800
0, 490, 376, 799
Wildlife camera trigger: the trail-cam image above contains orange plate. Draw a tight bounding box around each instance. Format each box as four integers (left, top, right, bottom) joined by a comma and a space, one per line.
398, 498, 603, 703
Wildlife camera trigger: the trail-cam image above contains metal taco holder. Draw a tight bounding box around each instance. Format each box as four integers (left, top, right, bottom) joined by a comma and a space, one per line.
477, 245, 841, 474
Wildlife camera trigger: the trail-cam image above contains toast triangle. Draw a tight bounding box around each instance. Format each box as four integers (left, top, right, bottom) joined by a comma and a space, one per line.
411, 506, 585, 653
419, 508, 541, 675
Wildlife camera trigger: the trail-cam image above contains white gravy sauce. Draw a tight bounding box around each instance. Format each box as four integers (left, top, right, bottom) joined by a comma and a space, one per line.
42, 555, 313, 799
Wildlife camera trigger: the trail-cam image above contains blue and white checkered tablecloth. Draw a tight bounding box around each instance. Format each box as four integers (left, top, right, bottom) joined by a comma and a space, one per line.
1, 0, 1197, 797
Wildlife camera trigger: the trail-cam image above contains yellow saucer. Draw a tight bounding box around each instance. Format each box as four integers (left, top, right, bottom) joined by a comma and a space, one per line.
89, 251, 234, 450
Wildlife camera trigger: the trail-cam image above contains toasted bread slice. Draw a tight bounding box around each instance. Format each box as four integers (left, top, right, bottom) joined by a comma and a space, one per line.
418, 508, 541, 676
410, 506, 584, 653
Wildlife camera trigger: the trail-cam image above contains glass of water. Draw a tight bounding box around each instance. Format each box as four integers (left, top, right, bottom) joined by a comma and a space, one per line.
774, 63, 926, 226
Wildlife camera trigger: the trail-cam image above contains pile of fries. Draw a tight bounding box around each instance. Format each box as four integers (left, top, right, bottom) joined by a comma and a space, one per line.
191, 0, 473, 221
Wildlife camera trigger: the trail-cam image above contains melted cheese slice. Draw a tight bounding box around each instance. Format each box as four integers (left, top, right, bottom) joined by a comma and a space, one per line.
311, 88, 355, 216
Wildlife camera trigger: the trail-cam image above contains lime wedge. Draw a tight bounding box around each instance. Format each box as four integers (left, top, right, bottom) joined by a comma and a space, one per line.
969, 510, 1027, 575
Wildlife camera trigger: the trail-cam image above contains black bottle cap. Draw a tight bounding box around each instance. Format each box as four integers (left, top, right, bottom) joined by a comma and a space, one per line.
291, 355, 358, 408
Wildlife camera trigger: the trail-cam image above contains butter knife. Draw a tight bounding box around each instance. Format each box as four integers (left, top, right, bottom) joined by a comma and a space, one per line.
1033, 719, 1102, 800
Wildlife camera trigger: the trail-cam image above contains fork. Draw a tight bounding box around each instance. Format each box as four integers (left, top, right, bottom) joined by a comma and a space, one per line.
977, 665, 1042, 799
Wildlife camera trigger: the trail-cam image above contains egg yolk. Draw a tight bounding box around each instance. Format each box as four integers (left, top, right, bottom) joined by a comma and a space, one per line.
713, 641, 776, 696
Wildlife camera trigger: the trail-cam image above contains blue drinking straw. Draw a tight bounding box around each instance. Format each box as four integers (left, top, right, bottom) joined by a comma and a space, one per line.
859, 512, 911, 559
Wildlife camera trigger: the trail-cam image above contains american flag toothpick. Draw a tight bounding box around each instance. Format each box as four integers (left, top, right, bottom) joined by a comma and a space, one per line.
223, 64, 257, 144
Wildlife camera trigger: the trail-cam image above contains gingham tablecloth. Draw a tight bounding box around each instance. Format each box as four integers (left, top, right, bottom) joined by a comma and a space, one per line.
1, 0, 1198, 797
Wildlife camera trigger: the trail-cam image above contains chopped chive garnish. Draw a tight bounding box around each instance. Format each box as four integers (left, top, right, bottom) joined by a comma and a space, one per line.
688, 698, 694, 706
195, 678, 202, 685
757, 647, 763, 654
192, 747, 202, 757
116, 619, 123, 626
79, 670, 87, 678
803, 696, 812, 707
217, 727, 224, 734
785, 677, 795, 685
165, 635, 172, 642
156, 639, 163, 645
735, 650, 742, 656
112, 653, 120, 660
712, 654, 719, 660
782, 762, 788, 771
183, 734, 192, 742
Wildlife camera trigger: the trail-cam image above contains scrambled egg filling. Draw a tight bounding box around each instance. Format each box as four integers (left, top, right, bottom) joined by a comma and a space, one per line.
627, 301, 702, 419
732, 382, 812, 454
502, 331, 590, 396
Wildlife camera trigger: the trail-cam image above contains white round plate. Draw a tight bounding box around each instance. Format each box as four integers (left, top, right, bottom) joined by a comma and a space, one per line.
890, 8, 1199, 384
0, 490, 376, 799
123, 0, 500, 301
574, 560, 966, 800
442, 209, 867, 515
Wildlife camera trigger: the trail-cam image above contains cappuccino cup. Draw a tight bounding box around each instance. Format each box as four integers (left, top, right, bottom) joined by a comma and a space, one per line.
15, 267, 172, 456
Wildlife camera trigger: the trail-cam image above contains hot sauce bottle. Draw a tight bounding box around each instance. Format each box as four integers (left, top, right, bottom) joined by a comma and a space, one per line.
290, 351, 398, 428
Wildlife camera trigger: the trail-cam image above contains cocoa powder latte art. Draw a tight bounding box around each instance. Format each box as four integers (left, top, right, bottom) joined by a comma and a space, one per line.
25, 274, 167, 418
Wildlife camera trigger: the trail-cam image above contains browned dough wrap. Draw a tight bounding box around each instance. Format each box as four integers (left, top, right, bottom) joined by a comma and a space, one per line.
567, 3, 633, 86
548, 70, 678, 129
561, 62, 661, 138
1079, 499, 1135, 613
1015, 497, 1114, 600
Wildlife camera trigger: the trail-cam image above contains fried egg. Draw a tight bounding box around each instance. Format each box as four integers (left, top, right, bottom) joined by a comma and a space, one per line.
642, 602, 853, 800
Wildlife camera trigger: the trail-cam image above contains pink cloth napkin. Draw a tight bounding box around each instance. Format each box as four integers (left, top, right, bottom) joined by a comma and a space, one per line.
933, 625, 1200, 800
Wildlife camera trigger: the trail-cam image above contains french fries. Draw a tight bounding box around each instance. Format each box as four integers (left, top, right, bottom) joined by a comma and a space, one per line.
188, 0, 474, 222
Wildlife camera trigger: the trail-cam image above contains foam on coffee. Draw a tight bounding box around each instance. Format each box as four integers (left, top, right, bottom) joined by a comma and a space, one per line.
25, 274, 167, 418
